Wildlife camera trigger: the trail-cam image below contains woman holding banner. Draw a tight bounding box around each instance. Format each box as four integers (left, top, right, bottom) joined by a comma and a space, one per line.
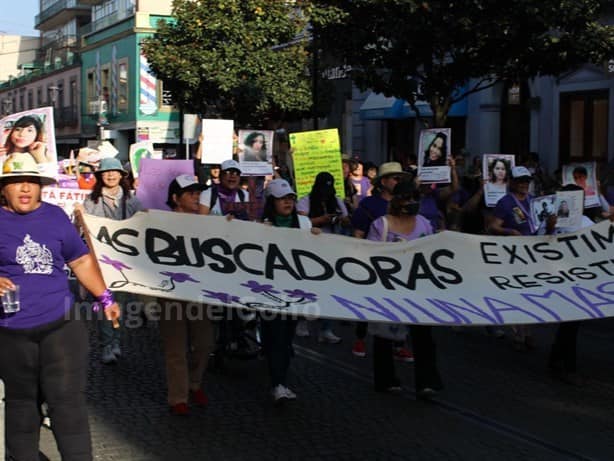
367, 180, 443, 398
0, 153, 120, 460
160, 175, 214, 415
83, 157, 143, 364
261, 179, 320, 403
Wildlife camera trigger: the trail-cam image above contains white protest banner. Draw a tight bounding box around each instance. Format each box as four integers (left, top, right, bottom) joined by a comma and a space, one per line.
201, 119, 234, 164
82, 211, 614, 326
135, 159, 194, 210
42, 187, 92, 219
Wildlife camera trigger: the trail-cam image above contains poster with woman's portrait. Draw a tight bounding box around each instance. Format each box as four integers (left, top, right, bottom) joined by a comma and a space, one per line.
238, 129, 274, 176
482, 154, 515, 207
0, 107, 57, 177
554, 190, 583, 229
529, 194, 555, 228
417, 128, 451, 183
561, 162, 600, 209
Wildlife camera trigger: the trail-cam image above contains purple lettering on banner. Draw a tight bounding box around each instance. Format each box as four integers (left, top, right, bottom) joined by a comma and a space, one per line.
570, 285, 614, 316
522, 289, 597, 320
483, 297, 547, 324
401, 298, 465, 324
330, 295, 368, 320
597, 281, 614, 296
362, 297, 403, 322
431, 298, 499, 324
382, 298, 420, 323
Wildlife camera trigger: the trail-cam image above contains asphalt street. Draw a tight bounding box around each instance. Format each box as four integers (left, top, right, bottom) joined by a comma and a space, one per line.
38, 316, 614, 460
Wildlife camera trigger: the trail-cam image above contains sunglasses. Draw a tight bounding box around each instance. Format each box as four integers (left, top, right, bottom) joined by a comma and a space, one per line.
223, 170, 240, 176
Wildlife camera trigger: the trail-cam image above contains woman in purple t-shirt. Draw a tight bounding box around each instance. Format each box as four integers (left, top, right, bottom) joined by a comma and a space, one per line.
0, 153, 120, 460
367, 180, 443, 399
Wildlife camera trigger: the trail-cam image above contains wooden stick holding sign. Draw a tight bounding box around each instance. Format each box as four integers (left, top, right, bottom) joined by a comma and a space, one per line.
73, 206, 121, 329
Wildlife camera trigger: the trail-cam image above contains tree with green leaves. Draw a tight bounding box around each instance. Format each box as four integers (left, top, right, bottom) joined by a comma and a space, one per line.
141, 0, 342, 127
314, 0, 614, 127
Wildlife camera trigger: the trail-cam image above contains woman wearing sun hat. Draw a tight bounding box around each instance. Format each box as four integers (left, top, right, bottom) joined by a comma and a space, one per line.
83, 157, 143, 364
0, 153, 120, 460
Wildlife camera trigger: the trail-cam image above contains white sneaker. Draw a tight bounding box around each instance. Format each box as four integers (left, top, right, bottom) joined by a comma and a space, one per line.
101, 345, 117, 364
318, 330, 341, 344
295, 320, 310, 337
271, 385, 289, 403
283, 386, 297, 400
112, 342, 121, 358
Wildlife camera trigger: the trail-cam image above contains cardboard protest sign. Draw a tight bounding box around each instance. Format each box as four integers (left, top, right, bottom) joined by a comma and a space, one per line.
129, 141, 159, 178
289, 129, 344, 199
530, 194, 555, 229
238, 129, 274, 176
83, 211, 614, 326
554, 190, 584, 229
562, 162, 600, 208
200, 119, 234, 164
135, 159, 194, 210
0, 107, 57, 177
483, 154, 515, 207
42, 187, 92, 219
417, 128, 451, 183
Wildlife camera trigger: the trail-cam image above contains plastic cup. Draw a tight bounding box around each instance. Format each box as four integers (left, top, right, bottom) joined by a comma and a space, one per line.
1, 285, 20, 314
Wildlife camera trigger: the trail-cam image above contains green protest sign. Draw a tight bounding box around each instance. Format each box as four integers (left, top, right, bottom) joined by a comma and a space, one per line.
289, 129, 344, 199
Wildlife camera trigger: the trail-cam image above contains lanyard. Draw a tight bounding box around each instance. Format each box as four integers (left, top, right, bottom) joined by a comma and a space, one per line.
511, 194, 535, 234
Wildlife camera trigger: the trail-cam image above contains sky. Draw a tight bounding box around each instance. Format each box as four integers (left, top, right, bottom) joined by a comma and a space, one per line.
0, 0, 39, 36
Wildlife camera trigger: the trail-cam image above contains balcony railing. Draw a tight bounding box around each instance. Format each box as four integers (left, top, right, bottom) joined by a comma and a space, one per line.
35, 0, 91, 29
80, 6, 135, 35
0, 56, 81, 91
54, 105, 79, 128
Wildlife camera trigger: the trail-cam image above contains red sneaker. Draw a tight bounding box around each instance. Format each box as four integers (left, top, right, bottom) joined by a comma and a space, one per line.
170, 402, 189, 416
394, 347, 414, 362
190, 389, 209, 406
351, 339, 367, 357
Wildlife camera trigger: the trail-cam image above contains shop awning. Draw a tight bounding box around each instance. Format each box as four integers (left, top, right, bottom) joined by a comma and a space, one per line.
359, 89, 468, 120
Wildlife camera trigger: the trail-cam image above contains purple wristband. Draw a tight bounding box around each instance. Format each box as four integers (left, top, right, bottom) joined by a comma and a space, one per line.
94, 289, 115, 312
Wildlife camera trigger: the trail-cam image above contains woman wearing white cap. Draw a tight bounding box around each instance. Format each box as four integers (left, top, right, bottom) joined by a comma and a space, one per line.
260, 179, 319, 403
0, 153, 120, 460
82, 157, 144, 364
160, 175, 214, 415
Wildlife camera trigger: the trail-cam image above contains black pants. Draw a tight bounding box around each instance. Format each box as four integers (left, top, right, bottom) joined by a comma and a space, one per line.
0, 316, 92, 461
260, 316, 297, 387
372, 335, 398, 390
549, 321, 580, 373
355, 321, 367, 340
373, 326, 442, 391
409, 325, 443, 391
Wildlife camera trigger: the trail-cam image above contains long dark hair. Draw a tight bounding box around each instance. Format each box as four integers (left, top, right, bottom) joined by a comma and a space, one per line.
89, 173, 132, 205
4, 115, 44, 153
308, 171, 338, 218
261, 195, 300, 228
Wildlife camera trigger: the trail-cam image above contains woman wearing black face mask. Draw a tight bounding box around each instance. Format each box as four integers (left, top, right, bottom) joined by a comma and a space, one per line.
367, 180, 443, 398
